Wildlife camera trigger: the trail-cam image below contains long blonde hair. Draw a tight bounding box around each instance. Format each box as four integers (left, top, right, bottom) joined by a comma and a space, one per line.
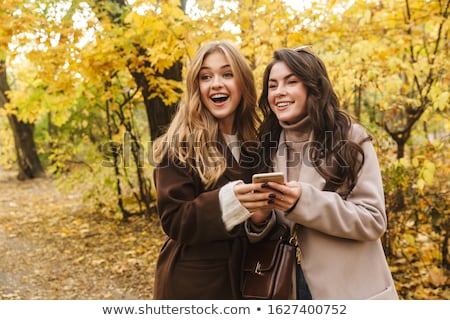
153, 41, 260, 188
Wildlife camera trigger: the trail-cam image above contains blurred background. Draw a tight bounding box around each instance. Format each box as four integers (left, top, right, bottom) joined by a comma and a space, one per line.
0, 0, 448, 299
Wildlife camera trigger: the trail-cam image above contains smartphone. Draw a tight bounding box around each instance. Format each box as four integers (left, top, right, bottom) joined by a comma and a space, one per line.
252, 172, 285, 184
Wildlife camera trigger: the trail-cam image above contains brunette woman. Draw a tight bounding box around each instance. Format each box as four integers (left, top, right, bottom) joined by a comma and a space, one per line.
251, 47, 398, 299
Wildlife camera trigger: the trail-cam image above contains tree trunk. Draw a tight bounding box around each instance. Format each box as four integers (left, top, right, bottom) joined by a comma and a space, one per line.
384, 112, 420, 211
394, 140, 406, 210
354, 73, 362, 120
103, 0, 187, 142
0, 61, 45, 180
144, 61, 183, 141
141, 0, 187, 141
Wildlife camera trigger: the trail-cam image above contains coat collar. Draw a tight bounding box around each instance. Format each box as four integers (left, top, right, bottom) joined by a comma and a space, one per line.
274, 129, 326, 190
219, 139, 254, 185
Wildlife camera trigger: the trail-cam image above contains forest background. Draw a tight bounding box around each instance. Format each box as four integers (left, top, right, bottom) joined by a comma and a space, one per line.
0, 0, 448, 300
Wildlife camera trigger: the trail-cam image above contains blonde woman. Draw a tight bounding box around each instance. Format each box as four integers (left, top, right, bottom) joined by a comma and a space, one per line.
152, 41, 272, 299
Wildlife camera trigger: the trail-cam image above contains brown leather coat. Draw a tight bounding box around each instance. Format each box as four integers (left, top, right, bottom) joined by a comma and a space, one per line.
152, 148, 254, 299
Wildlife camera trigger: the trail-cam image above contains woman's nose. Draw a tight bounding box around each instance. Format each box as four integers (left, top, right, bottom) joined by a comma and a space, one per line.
211, 75, 224, 88
274, 85, 286, 96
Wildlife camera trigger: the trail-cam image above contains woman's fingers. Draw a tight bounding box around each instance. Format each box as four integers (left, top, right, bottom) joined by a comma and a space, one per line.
234, 183, 278, 210
233, 181, 301, 212
261, 181, 302, 211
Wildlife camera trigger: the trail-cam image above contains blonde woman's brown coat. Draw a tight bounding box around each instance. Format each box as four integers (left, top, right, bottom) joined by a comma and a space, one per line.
152, 150, 252, 299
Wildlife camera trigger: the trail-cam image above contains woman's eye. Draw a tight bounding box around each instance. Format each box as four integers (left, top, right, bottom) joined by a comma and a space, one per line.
200, 74, 211, 81
223, 72, 233, 78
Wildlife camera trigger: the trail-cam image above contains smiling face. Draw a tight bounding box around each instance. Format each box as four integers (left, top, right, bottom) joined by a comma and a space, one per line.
267, 61, 308, 124
199, 51, 242, 134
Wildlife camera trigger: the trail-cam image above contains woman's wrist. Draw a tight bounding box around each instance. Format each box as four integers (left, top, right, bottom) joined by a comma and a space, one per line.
284, 197, 299, 214
285, 185, 302, 214
250, 209, 273, 224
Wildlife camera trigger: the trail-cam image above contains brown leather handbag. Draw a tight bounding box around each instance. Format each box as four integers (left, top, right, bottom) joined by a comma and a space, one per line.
241, 222, 297, 299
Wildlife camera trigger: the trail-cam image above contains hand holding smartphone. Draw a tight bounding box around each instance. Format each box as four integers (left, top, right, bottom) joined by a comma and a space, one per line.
251, 172, 285, 210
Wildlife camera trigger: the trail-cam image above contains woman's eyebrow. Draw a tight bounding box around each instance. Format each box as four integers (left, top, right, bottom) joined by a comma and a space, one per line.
200, 64, 231, 71
269, 73, 296, 82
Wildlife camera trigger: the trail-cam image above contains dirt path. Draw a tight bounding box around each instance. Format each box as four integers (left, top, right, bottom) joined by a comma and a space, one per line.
0, 170, 163, 299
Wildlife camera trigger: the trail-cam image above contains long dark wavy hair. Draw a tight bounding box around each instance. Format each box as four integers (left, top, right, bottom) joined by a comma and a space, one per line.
258, 48, 369, 197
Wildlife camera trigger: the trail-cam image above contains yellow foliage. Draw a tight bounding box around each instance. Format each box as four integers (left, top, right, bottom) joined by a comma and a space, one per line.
0, 0, 448, 300
416, 179, 425, 193
428, 266, 448, 287
433, 91, 449, 111
421, 160, 435, 185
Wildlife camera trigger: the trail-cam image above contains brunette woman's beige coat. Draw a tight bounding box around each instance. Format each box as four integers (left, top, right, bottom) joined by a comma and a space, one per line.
272, 124, 398, 299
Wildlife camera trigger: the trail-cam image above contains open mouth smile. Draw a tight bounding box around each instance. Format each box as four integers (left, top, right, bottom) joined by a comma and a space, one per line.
210, 93, 229, 104
276, 101, 293, 109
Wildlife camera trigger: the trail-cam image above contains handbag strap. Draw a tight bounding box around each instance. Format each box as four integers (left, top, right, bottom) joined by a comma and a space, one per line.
268, 216, 303, 265
289, 227, 303, 264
